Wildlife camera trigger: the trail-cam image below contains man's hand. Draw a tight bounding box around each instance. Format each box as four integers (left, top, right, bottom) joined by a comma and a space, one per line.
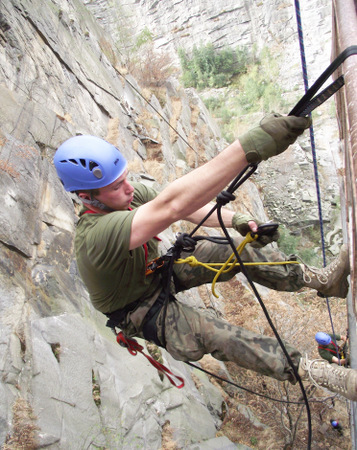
232, 213, 280, 248
239, 113, 312, 164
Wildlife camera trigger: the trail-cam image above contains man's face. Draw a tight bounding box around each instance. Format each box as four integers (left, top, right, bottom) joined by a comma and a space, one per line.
94, 170, 134, 210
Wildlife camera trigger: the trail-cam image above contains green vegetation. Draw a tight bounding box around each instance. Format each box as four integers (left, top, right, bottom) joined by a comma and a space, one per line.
185, 46, 288, 142
134, 27, 153, 50
233, 47, 284, 114
250, 436, 258, 446
178, 44, 250, 89
278, 225, 322, 266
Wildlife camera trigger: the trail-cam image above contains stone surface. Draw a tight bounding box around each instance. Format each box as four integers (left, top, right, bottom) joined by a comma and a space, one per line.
0, 0, 340, 448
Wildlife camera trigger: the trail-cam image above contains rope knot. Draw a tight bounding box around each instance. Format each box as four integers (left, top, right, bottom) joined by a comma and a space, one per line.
185, 256, 199, 266
175, 233, 197, 252
216, 190, 235, 206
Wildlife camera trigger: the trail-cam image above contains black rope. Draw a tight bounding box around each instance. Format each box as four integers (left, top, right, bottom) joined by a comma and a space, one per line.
185, 361, 336, 405
158, 163, 308, 391
112, 39, 357, 434
214, 167, 312, 408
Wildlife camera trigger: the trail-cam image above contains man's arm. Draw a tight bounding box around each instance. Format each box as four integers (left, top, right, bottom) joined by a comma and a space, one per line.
130, 139, 249, 249
129, 115, 311, 250
332, 356, 347, 365
184, 204, 258, 232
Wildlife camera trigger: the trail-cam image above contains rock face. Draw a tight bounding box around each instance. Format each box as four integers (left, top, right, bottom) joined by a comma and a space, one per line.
84, 0, 333, 87
84, 0, 343, 252
0, 0, 341, 448
0, 0, 254, 447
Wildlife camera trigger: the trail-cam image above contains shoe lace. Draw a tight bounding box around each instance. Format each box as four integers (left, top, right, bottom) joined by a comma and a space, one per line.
300, 255, 340, 285
302, 356, 348, 394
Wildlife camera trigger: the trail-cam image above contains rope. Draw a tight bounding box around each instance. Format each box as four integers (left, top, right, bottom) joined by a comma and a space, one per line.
152, 163, 313, 432
294, 0, 327, 265
175, 234, 300, 298
293, 0, 339, 368
108, 20, 355, 437
185, 362, 337, 405
116, 331, 184, 388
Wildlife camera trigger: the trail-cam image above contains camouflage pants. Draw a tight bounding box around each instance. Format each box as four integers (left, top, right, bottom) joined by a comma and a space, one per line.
173, 237, 304, 292
156, 300, 301, 383
126, 238, 304, 383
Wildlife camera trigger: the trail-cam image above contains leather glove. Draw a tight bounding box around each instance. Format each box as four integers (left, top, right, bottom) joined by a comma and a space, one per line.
239, 113, 312, 164
232, 212, 280, 248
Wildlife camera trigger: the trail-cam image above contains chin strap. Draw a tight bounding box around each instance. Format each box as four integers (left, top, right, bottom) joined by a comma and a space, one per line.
80, 198, 113, 211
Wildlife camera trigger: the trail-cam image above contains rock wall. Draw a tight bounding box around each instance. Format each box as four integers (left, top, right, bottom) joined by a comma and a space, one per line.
84, 0, 343, 253
0, 0, 264, 448
0, 0, 342, 448
84, 0, 332, 86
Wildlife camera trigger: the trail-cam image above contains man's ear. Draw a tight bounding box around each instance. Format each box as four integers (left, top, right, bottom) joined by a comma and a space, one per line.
78, 192, 91, 202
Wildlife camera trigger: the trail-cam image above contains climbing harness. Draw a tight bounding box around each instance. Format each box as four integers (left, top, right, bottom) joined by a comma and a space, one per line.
318, 343, 345, 360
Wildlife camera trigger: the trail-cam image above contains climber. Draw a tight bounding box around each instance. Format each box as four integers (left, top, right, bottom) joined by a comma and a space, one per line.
315, 331, 350, 366
330, 419, 344, 436
53, 113, 356, 402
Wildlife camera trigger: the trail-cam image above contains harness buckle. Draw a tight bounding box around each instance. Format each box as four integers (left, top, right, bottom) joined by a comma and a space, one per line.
146, 256, 165, 276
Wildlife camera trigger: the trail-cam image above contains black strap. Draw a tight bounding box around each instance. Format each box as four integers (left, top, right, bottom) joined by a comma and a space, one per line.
289, 45, 357, 117
295, 75, 345, 117
105, 297, 142, 329
105, 288, 174, 348
142, 290, 175, 347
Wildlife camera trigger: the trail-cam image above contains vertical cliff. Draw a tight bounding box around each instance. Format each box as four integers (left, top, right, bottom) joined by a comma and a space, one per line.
0, 0, 347, 448
0, 0, 260, 447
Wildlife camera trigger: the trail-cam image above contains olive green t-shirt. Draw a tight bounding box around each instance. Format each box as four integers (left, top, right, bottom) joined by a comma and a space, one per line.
75, 182, 162, 313
317, 333, 341, 363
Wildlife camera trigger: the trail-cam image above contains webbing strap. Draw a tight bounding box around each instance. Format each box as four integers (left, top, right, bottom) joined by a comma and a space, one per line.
289, 45, 357, 117
116, 332, 184, 388
295, 75, 345, 117
318, 345, 338, 355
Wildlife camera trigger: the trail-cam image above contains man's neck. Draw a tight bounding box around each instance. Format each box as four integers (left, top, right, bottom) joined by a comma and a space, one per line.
83, 203, 111, 215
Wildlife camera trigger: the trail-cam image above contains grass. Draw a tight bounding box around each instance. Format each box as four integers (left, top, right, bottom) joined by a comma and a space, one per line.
3, 398, 39, 450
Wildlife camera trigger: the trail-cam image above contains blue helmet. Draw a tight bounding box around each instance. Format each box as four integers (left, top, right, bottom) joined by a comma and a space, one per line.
54, 135, 127, 191
315, 332, 332, 346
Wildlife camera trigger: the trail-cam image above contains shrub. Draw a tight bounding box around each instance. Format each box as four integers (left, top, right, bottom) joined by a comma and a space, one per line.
134, 27, 153, 50
130, 45, 175, 87
178, 44, 249, 90
278, 225, 301, 256
234, 48, 285, 114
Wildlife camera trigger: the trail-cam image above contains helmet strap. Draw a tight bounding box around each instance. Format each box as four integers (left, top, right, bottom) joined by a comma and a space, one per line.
81, 197, 113, 212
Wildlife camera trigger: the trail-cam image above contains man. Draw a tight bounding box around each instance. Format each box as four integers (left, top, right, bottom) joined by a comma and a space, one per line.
54, 114, 356, 401
315, 331, 349, 365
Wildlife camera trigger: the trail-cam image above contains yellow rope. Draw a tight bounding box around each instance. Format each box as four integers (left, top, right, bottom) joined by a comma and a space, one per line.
175, 233, 300, 298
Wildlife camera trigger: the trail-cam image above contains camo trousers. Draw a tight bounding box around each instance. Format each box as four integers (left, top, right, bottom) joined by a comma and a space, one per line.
125, 238, 304, 383
172, 237, 305, 292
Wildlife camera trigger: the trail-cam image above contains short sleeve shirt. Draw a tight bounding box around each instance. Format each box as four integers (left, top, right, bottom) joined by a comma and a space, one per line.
318, 334, 341, 363
75, 182, 162, 313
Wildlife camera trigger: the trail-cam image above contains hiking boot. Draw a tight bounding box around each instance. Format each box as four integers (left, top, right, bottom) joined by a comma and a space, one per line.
298, 355, 357, 401
301, 244, 350, 298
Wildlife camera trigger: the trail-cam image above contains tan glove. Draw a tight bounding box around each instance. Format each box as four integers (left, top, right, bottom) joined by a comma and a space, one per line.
239, 113, 312, 164
232, 212, 280, 248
